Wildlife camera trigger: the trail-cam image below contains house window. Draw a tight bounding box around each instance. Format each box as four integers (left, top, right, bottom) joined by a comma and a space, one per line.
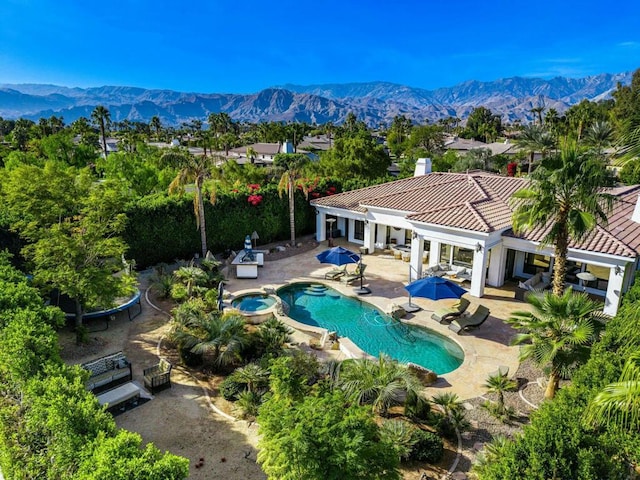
523, 253, 550, 275
439, 244, 451, 264
354, 220, 365, 241
453, 247, 473, 268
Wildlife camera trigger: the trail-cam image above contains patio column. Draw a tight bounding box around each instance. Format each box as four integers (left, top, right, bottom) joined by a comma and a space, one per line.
604, 265, 625, 316
429, 241, 441, 267
315, 211, 326, 242
469, 248, 488, 297
409, 233, 424, 281
486, 243, 506, 287
363, 221, 376, 253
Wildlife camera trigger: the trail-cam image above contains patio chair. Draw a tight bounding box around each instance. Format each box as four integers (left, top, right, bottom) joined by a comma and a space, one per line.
448, 305, 490, 334
324, 265, 347, 280
341, 263, 367, 285
430, 297, 471, 324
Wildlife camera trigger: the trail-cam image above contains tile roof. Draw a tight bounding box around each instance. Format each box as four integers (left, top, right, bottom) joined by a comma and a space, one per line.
312, 172, 527, 233
312, 172, 640, 258
503, 186, 640, 258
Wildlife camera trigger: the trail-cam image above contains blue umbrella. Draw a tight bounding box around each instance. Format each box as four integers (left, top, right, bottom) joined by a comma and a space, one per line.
316, 246, 360, 266
404, 276, 466, 306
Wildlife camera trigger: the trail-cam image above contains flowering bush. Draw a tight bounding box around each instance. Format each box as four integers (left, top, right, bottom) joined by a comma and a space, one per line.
247, 184, 261, 192
248, 194, 263, 206
507, 162, 518, 177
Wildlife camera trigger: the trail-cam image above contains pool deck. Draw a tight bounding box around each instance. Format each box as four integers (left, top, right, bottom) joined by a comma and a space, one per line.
223, 240, 530, 401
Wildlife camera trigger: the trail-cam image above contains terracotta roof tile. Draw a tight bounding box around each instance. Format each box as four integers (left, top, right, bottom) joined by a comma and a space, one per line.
312, 173, 640, 258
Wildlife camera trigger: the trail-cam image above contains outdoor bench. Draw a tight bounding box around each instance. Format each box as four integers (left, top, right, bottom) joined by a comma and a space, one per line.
82, 351, 132, 394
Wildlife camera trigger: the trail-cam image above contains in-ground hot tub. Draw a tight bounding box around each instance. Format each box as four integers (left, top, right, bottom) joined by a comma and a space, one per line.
231, 292, 278, 324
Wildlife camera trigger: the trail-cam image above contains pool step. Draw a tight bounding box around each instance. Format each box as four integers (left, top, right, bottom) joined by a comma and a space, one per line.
304, 284, 328, 296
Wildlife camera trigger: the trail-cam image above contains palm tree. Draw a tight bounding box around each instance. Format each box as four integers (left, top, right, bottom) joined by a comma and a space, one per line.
511, 144, 615, 295
338, 354, 424, 416
164, 151, 215, 258
174, 265, 208, 297
530, 106, 545, 125
246, 146, 257, 164
150, 116, 162, 141
91, 105, 111, 158
584, 120, 614, 158
430, 392, 463, 417
274, 153, 309, 246
484, 371, 517, 414
507, 289, 606, 399
232, 363, 270, 393
172, 311, 248, 369
515, 124, 556, 174
585, 351, 640, 431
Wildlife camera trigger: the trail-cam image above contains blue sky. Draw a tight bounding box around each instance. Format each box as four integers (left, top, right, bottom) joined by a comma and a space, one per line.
1, 0, 638, 93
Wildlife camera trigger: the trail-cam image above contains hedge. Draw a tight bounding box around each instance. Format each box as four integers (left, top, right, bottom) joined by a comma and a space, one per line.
123, 185, 317, 268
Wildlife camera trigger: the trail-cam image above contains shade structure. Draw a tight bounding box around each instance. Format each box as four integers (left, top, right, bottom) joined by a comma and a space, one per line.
404, 276, 467, 301
316, 246, 360, 266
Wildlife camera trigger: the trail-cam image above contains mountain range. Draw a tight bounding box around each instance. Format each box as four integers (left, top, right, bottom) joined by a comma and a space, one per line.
0, 71, 632, 127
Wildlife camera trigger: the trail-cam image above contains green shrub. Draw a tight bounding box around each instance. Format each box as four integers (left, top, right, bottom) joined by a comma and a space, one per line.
408, 429, 444, 464
170, 284, 188, 302
220, 376, 244, 401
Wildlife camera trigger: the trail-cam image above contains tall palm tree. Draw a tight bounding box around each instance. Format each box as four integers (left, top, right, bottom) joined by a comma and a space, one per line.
274, 153, 309, 246
584, 120, 614, 158
515, 124, 556, 174
172, 311, 248, 369
150, 116, 162, 141
338, 354, 424, 416
91, 105, 111, 158
164, 151, 215, 258
511, 144, 615, 295
507, 289, 606, 399
585, 351, 640, 431
530, 106, 545, 125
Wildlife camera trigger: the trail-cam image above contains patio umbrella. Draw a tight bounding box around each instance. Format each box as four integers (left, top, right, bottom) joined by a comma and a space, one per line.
316, 246, 360, 266
403, 276, 466, 311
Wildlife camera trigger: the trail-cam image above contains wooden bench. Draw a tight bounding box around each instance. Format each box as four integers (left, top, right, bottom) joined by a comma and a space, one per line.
96, 382, 141, 410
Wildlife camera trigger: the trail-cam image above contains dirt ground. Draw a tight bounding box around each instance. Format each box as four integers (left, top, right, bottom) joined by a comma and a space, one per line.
59, 274, 266, 480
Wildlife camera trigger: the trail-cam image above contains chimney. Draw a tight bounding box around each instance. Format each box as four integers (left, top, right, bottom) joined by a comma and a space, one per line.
632, 194, 640, 224
414, 158, 432, 177
282, 140, 294, 154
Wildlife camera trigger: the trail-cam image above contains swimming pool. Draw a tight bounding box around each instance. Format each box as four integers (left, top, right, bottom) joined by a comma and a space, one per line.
232, 293, 276, 312
277, 283, 464, 374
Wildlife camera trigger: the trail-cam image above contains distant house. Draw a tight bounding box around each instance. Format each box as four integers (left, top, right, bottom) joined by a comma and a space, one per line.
225, 141, 317, 166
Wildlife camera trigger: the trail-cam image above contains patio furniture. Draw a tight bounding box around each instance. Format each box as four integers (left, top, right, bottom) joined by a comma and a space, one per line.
96, 382, 141, 410
324, 265, 347, 280
143, 358, 172, 393
342, 263, 367, 285
431, 297, 471, 324
82, 351, 132, 394
515, 271, 551, 300
448, 305, 490, 334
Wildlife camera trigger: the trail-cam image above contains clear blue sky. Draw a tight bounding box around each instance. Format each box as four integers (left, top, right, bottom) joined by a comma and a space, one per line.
1, 0, 638, 93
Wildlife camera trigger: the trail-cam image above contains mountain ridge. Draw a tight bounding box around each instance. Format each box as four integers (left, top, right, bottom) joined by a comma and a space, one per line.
0, 71, 633, 126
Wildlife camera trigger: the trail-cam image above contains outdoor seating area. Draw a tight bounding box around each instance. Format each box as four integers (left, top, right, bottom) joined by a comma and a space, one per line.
431, 297, 471, 323
448, 305, 491, 334
143, 358, 172, 393
424, 263, 472, 283
81, 351, 132, 393
341, 263, 366, 285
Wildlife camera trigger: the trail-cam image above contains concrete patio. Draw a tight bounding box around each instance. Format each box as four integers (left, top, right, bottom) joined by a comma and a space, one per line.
223, 239, 531, 400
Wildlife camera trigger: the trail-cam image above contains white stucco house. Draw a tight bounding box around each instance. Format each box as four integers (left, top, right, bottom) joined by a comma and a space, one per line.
311, 159, 640, 316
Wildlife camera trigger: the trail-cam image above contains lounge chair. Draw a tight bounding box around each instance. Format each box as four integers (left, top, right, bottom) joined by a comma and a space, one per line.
324, 265, 347, 280
448, 305, 490, 334
341, 263, 367, 285
431, 297, 471, 324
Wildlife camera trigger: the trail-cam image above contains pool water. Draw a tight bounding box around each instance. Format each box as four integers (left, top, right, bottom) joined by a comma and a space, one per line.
232, 294, 276, 312
277, 283, 464, 374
